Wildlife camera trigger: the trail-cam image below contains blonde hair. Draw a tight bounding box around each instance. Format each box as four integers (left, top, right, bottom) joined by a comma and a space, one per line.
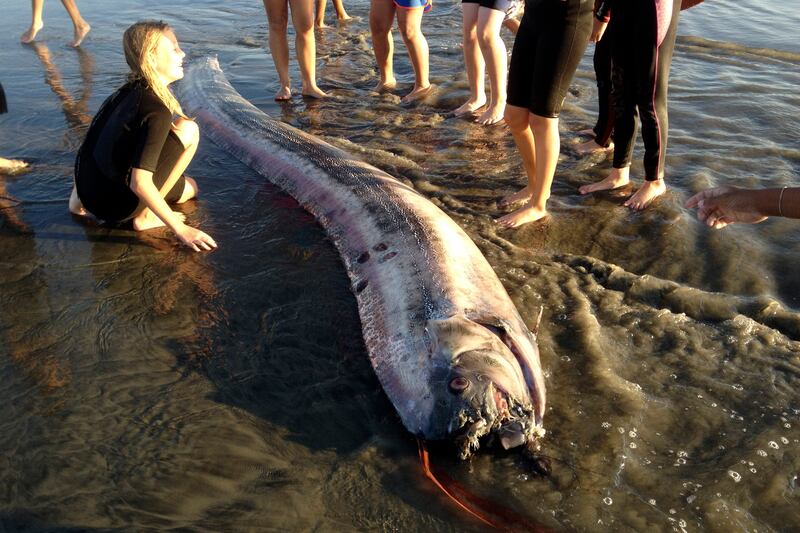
123, 20, 186, 118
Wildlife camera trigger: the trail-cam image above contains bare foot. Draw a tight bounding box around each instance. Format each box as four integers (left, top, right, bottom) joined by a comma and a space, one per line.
132, 209, 185, 231
452, 97, 486, 117
579, 167, 630, 195
337, 14, 353, 21
498, 186, 530, 208
315, 21, 329, 29
0, 157, 29, 172
475, 103, 505, 126
71, 22, 90, 47
68, 185, 88, 216
301, 85, 328, 98
576, 128, 595, 137
574, 138, 613, 156
275, 86, 292, 101
495, 203, 548, 228
624, 179, 666, 210
374, 78, 397, 93
401, 84, 433, 103
21, 21, 44, 43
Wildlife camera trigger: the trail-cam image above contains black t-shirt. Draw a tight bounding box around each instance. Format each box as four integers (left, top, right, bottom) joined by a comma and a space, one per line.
78, 79, 173, 184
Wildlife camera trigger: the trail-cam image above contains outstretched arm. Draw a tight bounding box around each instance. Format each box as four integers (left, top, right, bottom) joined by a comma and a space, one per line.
685, 186, 800, 229
129, 168, 217, 251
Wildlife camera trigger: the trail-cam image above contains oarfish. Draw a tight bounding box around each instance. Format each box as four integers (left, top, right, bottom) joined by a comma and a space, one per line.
178, 58, 546, 458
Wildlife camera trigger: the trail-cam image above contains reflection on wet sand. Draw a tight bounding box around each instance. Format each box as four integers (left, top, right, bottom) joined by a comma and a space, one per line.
0, 176, 69, 398
26, 41, 93, 148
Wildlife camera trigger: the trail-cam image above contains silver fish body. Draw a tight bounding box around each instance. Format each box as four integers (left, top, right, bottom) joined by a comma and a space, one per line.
179, 58, 546, 457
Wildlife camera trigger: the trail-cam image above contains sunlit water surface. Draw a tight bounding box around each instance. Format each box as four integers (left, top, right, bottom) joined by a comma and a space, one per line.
1, 0, 798, 530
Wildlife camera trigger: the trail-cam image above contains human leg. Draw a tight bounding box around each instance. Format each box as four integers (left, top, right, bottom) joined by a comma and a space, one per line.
624, 0, 679, 209
369, 0, 397, 91
625, 0, 680, 210
315, 0, 328, 28
20, 0, 45, 43
475, 6, 507, 125
580, 11, 637, 194
132, 120, 199, 231
575, 30, 613, 154
290, 0, 327, 97
497, 112, 559, 227
497, 104, 536, 207
333, 0, 351, 20
263, 0, 292, 100
453, 3, 485, 116
60, 0, 90, 47
396, 6, 431, 102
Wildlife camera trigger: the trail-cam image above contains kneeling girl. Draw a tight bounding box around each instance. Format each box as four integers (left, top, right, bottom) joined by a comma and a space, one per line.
69, 20, 216, 252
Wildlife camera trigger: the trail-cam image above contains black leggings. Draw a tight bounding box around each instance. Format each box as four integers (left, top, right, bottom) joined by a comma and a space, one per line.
591, 31, 613, 147
507, 0, 593, 118
610, 0, 681, 180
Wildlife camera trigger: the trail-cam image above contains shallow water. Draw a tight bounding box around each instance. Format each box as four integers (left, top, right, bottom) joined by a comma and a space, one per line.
1, 0, 799, 531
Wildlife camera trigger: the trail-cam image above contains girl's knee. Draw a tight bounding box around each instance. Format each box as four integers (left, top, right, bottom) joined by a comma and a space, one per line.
370, 15, 392, 35
268, 18, 289, 33
294, 18, 314, 35
173, 118, 199, 148
477, 27, 497, 48
398, 22, 420, 42
504, 107, 529, 131
529, 113, 556, 132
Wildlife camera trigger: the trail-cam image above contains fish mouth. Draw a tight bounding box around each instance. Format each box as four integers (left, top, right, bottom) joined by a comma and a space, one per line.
449, 381, 544, 460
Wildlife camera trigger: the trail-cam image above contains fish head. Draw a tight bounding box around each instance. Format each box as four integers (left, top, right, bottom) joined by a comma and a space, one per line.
425, 314, 546, 459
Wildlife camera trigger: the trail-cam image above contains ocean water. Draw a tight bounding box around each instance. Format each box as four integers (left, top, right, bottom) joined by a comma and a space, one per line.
1, 0, 798, 531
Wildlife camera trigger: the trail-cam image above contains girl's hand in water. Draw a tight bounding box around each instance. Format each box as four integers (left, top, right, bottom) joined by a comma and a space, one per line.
176, 224, 218, 251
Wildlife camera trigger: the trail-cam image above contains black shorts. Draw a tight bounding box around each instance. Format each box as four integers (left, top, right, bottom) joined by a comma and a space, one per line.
76, 130, 186, 223
462, 0, 513, 13
507, 0, 592, 118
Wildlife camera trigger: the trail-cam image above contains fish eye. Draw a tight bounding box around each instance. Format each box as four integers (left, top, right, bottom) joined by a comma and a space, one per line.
449, 377, 470, 393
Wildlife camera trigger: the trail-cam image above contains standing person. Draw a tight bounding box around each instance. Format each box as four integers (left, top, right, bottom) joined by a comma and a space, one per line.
495, 0, 594, 228
369, 0, 432, 102
263, 0, 327, 101
578, 0, 682, 210
575, 22, 613, 155
20, 0, 91, 48
69, 21, 217, 252
453, 0, 515, 125
315, 0, 352, 29
0, 82, 29, 172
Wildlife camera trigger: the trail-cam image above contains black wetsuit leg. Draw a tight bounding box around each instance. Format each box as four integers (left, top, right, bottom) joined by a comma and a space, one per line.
76, 130, 186, 223
507, 0, 593, 118
642, 0, 680, 181
591, 30, 613, 147
611, 0, 680, 180
0, 82, 8, 114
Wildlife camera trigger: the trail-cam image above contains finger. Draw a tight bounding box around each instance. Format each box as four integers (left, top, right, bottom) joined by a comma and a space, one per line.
685, 191, 709, 208
205, 235, 218, 248
697, 204, 717, 222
